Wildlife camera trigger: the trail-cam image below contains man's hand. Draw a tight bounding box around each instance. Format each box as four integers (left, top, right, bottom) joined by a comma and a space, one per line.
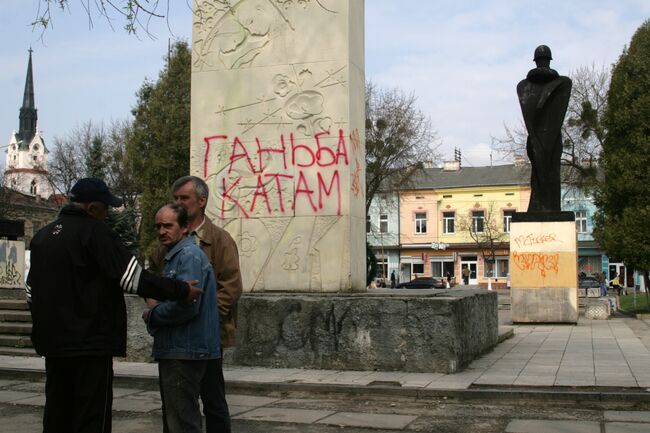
183, 280, 202, 304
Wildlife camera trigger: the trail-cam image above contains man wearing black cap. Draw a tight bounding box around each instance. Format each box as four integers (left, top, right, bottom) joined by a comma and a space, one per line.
26, 178, 202, 433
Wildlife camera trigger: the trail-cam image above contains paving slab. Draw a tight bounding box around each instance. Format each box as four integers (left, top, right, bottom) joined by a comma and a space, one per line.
0, 380, 26, 388
605, 411, 650, 422
274, 369, 339, 383
605, 422, 650, 433
399, 373, 442, 388
227, 394, 280, 407
513, 375, 556, 386
3, 381, 44, 392
112, 395, 162, 413
11, 394, 45, 406
506, 419, 600, 433
233, 407, 334, 424
113, 387, 143, 398
426, 370, 483, 389
228, 404, 257, 416
474, 374, 518, 385
119, 390, 161, 401
0, 390, 39, 403
317, 411, 418, 429
317, 371, 375, 385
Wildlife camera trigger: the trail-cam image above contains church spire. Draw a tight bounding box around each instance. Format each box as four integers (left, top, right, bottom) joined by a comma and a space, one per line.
18, 48, 38, 148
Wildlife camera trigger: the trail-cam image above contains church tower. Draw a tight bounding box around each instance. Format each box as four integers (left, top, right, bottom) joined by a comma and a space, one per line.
4, 49, 53, 199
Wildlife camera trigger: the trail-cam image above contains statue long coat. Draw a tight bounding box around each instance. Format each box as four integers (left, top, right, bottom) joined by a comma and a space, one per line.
517, 68, 572, 212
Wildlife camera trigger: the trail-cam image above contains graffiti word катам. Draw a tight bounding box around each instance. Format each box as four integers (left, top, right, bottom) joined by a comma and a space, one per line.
203, 129, 352, 218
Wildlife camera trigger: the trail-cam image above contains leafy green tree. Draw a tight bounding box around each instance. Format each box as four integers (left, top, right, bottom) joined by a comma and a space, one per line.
593, 19, 650, 308
366, 242, 378, 286
85, 135, 106, 180
103, 119, 141, 210
106, 207, 140, 255
126, 40, 191, 254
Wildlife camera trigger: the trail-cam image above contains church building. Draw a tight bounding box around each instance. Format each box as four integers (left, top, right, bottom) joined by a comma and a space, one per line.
4, 50, 54, 199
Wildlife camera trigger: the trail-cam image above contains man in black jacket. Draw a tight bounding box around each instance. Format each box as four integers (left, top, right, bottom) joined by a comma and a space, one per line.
27, 178, 202, 433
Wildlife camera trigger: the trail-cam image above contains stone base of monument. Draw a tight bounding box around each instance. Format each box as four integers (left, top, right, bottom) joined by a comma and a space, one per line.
223, 289, 498, 374
510, 212, 579, 324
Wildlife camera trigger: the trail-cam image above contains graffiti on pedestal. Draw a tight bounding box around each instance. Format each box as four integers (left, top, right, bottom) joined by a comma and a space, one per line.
511, 252, 560, 278
0, 240, 24, 288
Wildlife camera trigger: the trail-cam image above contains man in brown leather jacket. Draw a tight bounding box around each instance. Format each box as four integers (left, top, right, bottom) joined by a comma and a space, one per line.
150, 175, 242, 433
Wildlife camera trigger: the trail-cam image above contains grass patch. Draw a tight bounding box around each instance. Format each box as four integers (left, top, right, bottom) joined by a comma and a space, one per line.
619, 294, 650, 314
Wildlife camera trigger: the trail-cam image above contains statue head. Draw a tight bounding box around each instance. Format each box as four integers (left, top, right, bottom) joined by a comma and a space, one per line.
533, 45, 552, 67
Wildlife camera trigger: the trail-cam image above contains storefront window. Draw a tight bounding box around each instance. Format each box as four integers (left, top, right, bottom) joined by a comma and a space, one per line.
484, 258, 509, 278
431, 260, 455, 278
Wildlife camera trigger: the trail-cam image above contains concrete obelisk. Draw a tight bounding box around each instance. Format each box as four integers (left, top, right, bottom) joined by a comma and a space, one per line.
190, 0, 366, 292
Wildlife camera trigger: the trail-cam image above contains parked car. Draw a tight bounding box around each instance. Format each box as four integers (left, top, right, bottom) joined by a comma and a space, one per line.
395, 277, 446, 289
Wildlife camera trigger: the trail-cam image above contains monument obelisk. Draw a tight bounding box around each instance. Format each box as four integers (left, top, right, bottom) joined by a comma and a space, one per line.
190, 0, 366, 293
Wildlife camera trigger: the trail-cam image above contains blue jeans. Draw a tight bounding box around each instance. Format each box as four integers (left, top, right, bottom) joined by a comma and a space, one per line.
159, 359, 208, 433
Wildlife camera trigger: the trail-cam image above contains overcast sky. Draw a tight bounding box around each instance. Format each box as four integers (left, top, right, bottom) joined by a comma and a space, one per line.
1, 1, 648, 172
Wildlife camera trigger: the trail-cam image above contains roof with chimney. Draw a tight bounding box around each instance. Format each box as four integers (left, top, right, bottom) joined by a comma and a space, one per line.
404, 162, 531, 190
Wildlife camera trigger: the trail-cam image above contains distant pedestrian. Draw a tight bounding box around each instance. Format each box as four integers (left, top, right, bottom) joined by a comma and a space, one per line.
597, 272, 607, 297
462, 266, 470, 285
610, 274, 622, 296
390, 271, 396, 288
446, 271, 452, 288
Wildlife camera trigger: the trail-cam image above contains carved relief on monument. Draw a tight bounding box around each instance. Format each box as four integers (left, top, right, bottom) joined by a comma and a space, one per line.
193, 0, 340, 71
192, 0, 365, 291
237, 215, 346, 291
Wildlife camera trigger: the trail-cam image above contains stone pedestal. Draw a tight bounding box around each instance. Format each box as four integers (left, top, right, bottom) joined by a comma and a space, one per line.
190, 0, 366, 292
224, 290, 499, 373
510, 212, 578, 323
125, 290, 500, 370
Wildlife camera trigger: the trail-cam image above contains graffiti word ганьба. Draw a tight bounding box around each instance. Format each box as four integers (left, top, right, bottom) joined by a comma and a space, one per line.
204, 128, 354, 218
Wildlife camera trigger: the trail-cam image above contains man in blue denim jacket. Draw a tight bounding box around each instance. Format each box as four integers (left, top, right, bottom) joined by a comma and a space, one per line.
143, 203, 221, 433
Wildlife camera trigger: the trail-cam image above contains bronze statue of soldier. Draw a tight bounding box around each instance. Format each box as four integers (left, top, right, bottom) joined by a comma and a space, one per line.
517, 45, 572, 213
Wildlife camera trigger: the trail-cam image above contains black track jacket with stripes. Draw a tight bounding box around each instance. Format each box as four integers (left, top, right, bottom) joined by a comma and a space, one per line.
27, 205, 190, 357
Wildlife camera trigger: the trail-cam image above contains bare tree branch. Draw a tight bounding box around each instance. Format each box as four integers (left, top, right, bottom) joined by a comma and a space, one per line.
491, 64, 609, 186
33, 0, 186, 37
365, 81, 441, 213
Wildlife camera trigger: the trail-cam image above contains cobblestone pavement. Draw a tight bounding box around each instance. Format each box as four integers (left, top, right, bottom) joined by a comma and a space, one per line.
1, 380, 650, 433
1, 312, 650, 432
